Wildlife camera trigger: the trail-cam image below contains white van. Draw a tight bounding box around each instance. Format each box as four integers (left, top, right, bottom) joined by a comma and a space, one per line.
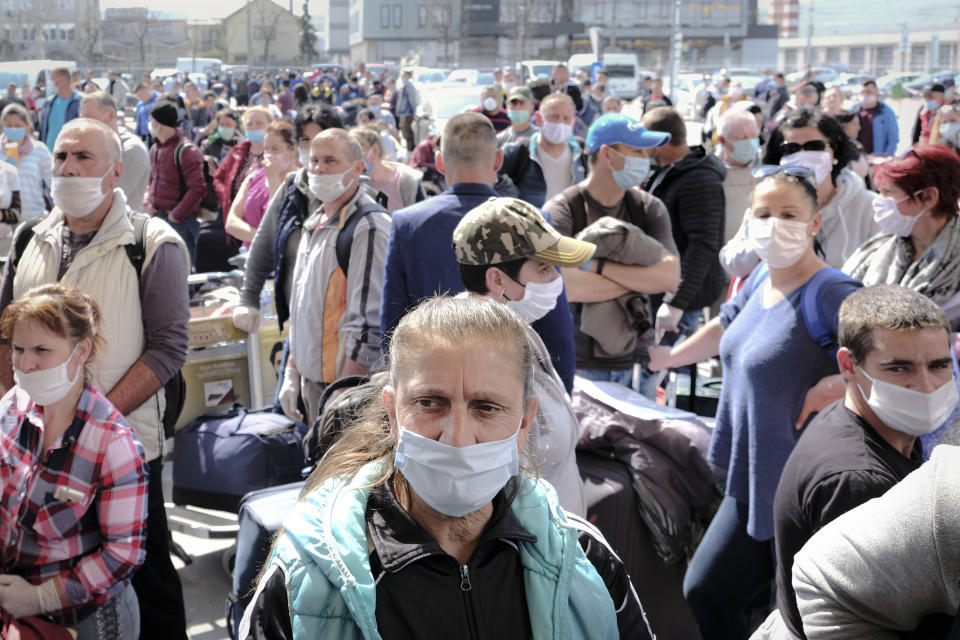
600, 52, 642, 99
176, 57, 222, 76
0, 59, 76, 98
519, 60, 561, 84
567, 53, 598, 78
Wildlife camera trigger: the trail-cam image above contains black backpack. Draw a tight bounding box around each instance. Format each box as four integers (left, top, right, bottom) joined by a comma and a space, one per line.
174, 140, 219, 213
302, 372, 388, 466
12, 214, 186, 439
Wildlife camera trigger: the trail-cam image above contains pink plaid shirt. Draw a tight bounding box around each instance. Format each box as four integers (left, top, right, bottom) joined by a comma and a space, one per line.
0, 382, 148, 625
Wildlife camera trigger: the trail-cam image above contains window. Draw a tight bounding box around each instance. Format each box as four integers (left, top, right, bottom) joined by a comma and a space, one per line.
849, 47, 865, 68
419, 4, 426, 26
393, 4, 401, 28
381, 4, 390, 28
875, 45, 894, 71
784, 49, 797, 68
825, 47, 840, 63
939, 44, 954, 69
910, 45, 926, 72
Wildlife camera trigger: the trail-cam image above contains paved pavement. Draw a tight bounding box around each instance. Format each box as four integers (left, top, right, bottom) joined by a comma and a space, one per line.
166, 96, 927, 640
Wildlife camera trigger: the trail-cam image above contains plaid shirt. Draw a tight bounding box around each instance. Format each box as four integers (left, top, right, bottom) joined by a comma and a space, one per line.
0, 383, 148, 625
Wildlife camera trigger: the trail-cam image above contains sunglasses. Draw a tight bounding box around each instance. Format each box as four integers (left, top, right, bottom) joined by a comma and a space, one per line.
779, 140, 828, 155
751, 164, 816, 185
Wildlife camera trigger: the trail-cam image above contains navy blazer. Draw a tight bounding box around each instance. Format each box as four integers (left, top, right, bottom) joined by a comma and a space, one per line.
380, 182, 576, 392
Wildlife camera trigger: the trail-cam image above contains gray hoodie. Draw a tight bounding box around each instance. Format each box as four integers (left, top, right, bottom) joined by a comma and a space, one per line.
792, 445, 960, 639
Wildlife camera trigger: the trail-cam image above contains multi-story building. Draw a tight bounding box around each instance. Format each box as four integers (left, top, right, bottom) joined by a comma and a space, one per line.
221, 0, 300, 65
768, 0, 800, 38
313, 0, 350, 62
101, 7, 190, 67
575, 0, 778, 71
0, 0, 102, 61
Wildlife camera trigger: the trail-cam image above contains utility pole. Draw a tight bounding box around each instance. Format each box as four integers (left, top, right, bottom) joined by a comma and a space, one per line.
668, 0, 681, 105
804, 1, 813, 67
246, 0, 253, 66
898, 23, 911, 72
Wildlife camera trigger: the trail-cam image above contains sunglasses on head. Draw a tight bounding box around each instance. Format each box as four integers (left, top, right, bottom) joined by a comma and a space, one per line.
751, 164, 816, 185
779, 140, 828, 155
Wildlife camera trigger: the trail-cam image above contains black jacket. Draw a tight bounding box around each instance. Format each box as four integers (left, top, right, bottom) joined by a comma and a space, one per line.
644, 146, 727, 311
242, 483, 653, 640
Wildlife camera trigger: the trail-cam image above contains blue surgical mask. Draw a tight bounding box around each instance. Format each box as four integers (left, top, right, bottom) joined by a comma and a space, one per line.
369, 105, 381, 114
4, 127, 25, 142
218, 126, 235, 141
926, 100, 940, 112
610, 147, 651, 190
245, 129, 265, 144
508, 109, 530, 125
729, 137, 759, 165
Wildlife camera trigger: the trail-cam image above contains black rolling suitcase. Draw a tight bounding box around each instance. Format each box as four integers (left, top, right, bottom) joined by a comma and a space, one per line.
578, 450, 704, 640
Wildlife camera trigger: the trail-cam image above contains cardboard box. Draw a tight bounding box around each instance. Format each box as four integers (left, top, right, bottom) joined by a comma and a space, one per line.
177, 346, 250, 429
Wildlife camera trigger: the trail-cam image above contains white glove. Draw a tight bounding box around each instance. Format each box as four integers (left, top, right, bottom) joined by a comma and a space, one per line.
232, 304, 261, 334
278, 367, 303, 422
0, 575, 60, 618
655, 303, 684, 343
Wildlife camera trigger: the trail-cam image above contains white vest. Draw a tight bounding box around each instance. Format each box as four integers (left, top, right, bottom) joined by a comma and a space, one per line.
13, 190, 188, 461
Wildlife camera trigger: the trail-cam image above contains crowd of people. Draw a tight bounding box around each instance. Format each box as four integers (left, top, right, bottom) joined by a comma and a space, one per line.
0, 58, 957, 640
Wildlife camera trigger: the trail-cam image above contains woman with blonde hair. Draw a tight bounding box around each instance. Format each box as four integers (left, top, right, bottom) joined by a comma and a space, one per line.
0, 283, 148, 640
213, 105, 275, 215
240, 296, 650, 640
225, 120, 298, 247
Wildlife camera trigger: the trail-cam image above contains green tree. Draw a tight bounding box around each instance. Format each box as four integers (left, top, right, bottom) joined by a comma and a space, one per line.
299, 1, 318, 63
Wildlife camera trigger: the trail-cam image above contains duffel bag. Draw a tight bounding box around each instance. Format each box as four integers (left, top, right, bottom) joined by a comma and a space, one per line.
173, 405, 308, 513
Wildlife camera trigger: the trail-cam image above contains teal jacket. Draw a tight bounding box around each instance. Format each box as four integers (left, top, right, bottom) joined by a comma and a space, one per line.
267, 461, 620, 639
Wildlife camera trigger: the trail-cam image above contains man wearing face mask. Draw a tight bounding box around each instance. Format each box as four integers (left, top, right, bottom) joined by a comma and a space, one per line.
0, 117, 191, 639
144, 100, 207, 267
79, 90, 149, 209
470, 85, 511, 132
278, 128, 391, 424
853, 79, 899, 156
497, 85, 538, 147
499, 93, 585, 207
716, 108, 761, 243
543, 113, 680, 386
642, 106, 727, 346
754, 285, 956, 640
912, 83, 946, 147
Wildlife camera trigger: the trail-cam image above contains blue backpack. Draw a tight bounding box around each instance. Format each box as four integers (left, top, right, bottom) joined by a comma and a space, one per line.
746, 262, 861, 358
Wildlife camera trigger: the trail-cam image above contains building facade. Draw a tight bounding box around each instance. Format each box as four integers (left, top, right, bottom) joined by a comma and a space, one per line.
778, 27, 958, 75
313, 0, 350, 62
0, 0, 101, 61
101, 7, 190, 66
221, 0, 301, 65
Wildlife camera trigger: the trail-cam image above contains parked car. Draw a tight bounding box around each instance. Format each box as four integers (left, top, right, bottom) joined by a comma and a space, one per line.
406, 66, 448, 87
902, 71, 957, 95
444, 69, 494, 86
786, 67, 840, 86
828, 73, 877, 97
664, 73, 706, 120
875, 71, 926, 98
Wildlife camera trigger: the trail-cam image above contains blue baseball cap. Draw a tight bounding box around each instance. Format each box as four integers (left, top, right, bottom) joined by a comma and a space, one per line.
585, 113, 671, 153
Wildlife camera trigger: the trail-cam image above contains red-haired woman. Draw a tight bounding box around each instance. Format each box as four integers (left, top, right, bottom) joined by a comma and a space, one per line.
844, 145, 960, 330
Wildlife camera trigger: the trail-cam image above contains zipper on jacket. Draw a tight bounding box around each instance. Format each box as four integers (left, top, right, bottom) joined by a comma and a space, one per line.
459, 564, 480, 640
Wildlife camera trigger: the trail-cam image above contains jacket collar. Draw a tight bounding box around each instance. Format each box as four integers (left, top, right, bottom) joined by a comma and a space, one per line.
447, 182, 498, 197
37, 189, 135, 261
366, 479, 537, 574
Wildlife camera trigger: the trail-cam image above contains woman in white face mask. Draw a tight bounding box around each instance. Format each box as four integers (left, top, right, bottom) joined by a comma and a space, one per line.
225, 120, 298, 248
648, 172, 863, 638
843, 145, 960, 332
0, 283, 147, 640
452, 196, 596, 516
242, 296, 651, 640
765, 109, 878, 267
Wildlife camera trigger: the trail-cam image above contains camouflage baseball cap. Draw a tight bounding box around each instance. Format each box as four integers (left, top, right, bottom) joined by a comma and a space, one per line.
453, 197, 595, 267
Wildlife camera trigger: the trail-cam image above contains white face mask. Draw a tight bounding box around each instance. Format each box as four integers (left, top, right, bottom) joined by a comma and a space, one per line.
14, 343, 82, 406
395, 424, 520, 517
540, 121, 573, 145
147, 120, 159, 138
482, 97, 499, 112
780, 150, 832, 186
749, 216, 813, 268
858, 369, 959, 436
52, 167, 112, 218
504, 274, 564, 324
872, 192, 925, 237
307, 168, 354, 202
298, 146, 310, 167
